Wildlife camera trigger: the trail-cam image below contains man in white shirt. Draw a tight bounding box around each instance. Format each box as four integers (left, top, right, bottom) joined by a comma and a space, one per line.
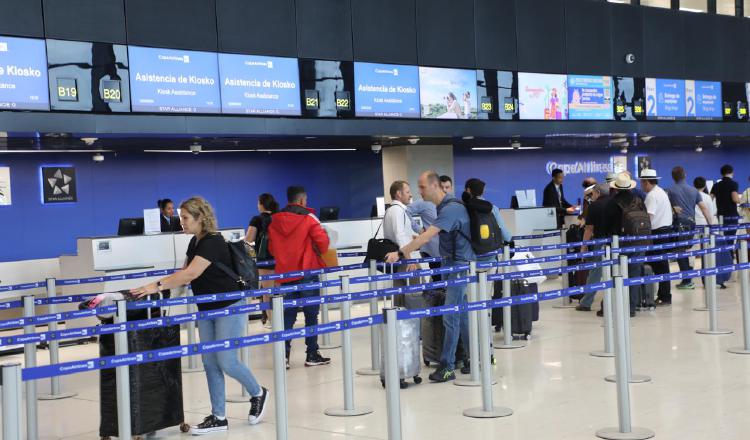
384, 181, 420, 305
640, 169, 673, 305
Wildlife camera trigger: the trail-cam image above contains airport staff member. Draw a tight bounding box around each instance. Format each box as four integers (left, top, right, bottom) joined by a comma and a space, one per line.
543, 169, 578, 229
158, 198, 181, 232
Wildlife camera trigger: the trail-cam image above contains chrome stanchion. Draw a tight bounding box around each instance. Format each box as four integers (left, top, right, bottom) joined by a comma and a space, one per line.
464, 272, 513, 419
694, 226, 714, 311
697, 232, 733, 335
606, 256, 650, 384
319, 272, 341, 350
383, 307, 403, 440
591, 246, 615, 358
1, 363, 23, 440
114, 299, 132, 440
596, 273, 655, 440
22, 295, 38, 440
357, 259, 380, 376
227, 295, 252, 402
38, 278, 77, 400
729, 240, 750, 354
554, 228, 576, 308
456, 262, 481, 387
496, 245, 526, 349
325, 275, 373, 416
272, 294, 288, 440
183, 287, 203, 373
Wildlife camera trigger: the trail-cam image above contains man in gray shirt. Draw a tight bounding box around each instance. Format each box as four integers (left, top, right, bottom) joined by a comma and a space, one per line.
667, 166, 713, 290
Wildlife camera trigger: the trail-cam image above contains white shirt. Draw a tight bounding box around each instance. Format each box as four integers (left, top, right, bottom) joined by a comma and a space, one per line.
695, 191, 717, 226
383, 200, 420, 258
644, 185, 672, 230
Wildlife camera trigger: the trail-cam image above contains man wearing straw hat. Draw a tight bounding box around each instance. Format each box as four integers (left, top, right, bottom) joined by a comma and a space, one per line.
640, 169, 673, 306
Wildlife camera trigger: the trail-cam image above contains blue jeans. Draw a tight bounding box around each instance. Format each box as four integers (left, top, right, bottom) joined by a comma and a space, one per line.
282, 277, 320, 357
579, 246, 602, 308
440, 263, 470, 370
197, 308, 262, 418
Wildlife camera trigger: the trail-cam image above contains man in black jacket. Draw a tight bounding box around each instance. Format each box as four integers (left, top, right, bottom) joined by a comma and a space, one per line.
543, 169, 577, 228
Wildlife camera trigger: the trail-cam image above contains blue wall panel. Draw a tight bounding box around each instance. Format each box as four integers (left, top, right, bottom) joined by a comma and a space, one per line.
454, 148, 750, 213
0, 151, 383, 262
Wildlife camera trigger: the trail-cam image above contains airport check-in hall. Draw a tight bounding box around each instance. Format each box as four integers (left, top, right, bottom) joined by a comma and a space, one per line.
2, 0, 750, 439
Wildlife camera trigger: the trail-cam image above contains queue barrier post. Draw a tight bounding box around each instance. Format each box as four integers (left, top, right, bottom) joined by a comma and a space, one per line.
591, 246, 615, 358
596, 273, 655, 440
272, 294, 289, 440
464, 272, 513, 419
694, 226, 714, 312
605, 256, 650, 384
227, 294, 252, 402
114, 299, 132, 440
22, 295, 39, 440
38, 278, 77, 400
325, 275, 373, 417
553, 228, 576, 309
455, 261, 481, 387
729, 240, 750, 354
1, 363, 23, 440
357, 259, 380, 376
496, 245, 526, 350
382, 307, 403, 440
319, 272, 341, 350
183, 287, 203, 373
697, 231, 733, 335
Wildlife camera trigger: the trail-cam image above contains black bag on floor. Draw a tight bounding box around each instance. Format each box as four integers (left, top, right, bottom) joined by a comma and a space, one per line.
493, 280, 539, 339
420, 288, 466, 366
99, 324, 185, 437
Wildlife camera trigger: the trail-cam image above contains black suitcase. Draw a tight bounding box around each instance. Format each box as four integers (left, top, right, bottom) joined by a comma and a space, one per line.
637, 264, 656, 310
420, 289, 466, 366
493, 280, 539, 340
98, 317, 187, 438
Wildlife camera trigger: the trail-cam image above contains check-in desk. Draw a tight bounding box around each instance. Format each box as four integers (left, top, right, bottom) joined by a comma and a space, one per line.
499, 207, 562, 271
57, 229, 244, 334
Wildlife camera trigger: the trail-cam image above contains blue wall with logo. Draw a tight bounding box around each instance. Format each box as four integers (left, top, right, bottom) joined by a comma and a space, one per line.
0, 151, 383, 262
454, 147, 750, 212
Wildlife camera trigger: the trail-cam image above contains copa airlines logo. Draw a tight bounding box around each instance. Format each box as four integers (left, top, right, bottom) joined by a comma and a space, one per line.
374, 67, 399, 76
158, 54, 190, 64
546, 157, 618, 176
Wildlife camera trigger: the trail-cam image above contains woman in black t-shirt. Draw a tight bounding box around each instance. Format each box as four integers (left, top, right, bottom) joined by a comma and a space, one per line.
245, 193, 278, 326
132, 197, 268, 435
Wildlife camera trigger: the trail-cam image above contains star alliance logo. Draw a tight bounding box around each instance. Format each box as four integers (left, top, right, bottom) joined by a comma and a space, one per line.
41, 167, 77, 203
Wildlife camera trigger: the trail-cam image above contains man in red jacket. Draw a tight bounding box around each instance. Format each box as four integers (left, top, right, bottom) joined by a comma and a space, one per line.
268, 186, 331, 369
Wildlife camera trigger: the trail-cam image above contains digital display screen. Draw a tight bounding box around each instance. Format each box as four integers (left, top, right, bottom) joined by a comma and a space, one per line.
480, 96, 493, 113
335, 91, 350, 111
645, 78, 685, 120
497, 71, 517, 120
304, 89, 319, 109
46, 39, 130, 112
218, 53, 300, 115
419, 66, 477, 119
354, 62, 420, 118
518, 72, 568, 120
685, 80, 721, 120
128, 45, 220, 113
0, 35, 50, 111
567, 74, 613, 120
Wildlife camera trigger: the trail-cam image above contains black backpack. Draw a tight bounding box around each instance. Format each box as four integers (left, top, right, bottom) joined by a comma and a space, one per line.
616, 197, 652, 246
215, 240, 259, 290
451, 197, 504, 255
254, 215, 273, 261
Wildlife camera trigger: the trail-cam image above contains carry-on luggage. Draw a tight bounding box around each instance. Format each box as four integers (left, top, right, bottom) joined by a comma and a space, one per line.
493, 280, 539, 340
637, 264, 656, 310
421, 288, 466, 367
566, 225, 588, 300
715, 248, 734, 286
379, 314, 422, 388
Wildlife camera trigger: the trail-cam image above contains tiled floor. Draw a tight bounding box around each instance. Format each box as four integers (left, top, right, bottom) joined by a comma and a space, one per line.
3, 269, 750, 439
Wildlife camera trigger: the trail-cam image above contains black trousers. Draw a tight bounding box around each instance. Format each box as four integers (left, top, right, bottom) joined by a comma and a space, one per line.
647, 227, 673, 302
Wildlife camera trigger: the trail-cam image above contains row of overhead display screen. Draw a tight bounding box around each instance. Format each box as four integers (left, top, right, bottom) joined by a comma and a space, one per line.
0, 34, 740, 122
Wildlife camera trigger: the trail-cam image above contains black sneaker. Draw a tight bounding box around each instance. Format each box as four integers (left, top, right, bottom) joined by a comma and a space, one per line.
575, 305, 592, 312
248, 387, 269, 425
428, 365, 456, 382
190, 415, 228, 435
460, 361, 471, 375
655, 299, 671, 307
305, 351, 331, 367
596, 309, 604, 317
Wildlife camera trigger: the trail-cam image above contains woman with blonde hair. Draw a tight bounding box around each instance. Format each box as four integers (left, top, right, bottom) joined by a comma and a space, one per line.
132, 196, 268, 435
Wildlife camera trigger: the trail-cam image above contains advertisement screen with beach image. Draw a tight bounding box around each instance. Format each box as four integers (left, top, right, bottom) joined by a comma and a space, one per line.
567, 75, 613, 120
418, 67, 477, 119
518, 72, 568, 120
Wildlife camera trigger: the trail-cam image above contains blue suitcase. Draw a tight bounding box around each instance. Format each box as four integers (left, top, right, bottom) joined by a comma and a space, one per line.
715, 249, 733, 285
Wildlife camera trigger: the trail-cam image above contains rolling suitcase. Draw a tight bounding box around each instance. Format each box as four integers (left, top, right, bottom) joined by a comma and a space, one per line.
379, 315, 422, 388
715, 248, 733, 286
420, 288, 466, 367
637, 264, 656, 310
493, 280, 539, 340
